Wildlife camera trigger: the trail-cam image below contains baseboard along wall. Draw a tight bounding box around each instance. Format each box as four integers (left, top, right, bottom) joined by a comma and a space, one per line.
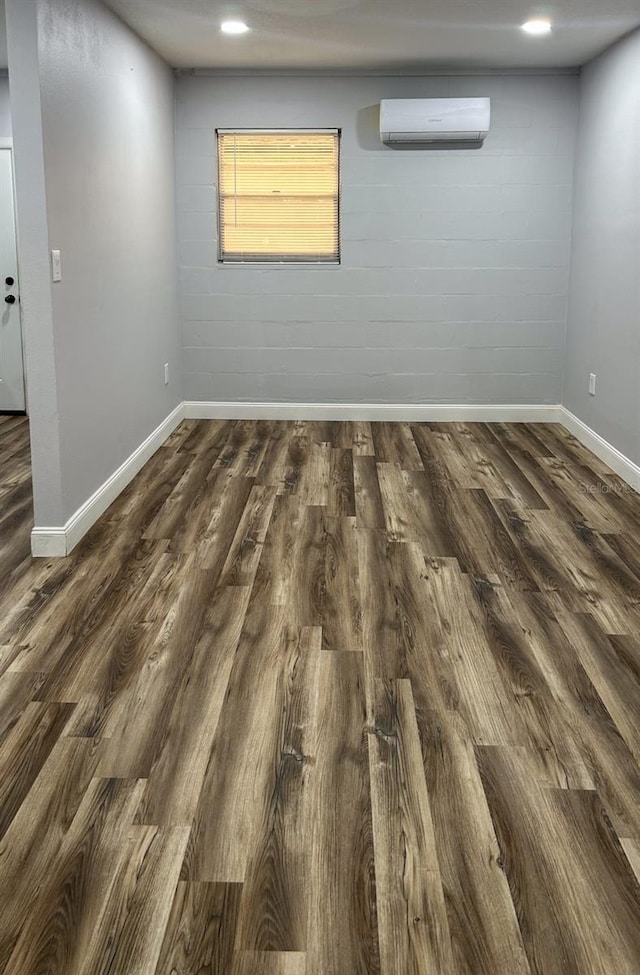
30, 401, 639, 556
30, 403, 185, 557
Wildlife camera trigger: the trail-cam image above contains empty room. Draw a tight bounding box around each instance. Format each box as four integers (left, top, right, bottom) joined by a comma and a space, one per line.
1, 0, 640, 972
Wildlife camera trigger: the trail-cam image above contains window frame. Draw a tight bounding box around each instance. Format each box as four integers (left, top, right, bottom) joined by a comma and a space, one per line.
215, 128, 342, 267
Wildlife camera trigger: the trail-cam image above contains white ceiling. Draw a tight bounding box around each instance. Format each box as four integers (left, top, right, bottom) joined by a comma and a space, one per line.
102, 0, 640, 71
1, 1, 639, 72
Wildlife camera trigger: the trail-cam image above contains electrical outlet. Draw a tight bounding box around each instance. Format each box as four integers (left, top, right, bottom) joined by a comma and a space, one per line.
164, 363, 169, 385
589, 373, 596, 396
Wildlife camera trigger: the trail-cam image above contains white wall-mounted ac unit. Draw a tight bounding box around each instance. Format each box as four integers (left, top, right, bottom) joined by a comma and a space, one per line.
379, 97, 491, 148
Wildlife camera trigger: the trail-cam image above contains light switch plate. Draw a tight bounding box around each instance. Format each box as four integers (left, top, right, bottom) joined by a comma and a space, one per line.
51, 250, 62, 282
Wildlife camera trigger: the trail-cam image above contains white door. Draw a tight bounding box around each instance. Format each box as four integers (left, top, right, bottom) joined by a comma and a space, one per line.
0, 146, 25, 412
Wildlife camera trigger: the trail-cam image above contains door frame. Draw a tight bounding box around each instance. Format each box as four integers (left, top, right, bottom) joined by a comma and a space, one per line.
0, 136, 28, 414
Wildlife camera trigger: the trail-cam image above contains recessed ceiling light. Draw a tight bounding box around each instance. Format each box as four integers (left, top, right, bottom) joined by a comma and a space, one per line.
521, 19, 552, 35
221, 20, 250, 35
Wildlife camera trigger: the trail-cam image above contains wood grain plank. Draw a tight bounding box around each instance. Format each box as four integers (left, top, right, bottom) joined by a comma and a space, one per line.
327, 446, 355, 517
4, 777, 146, 975
465, 577, 595, 789
135, 586, 251, 826
177, 418, 230, 457
183, 604, 299, 882
2, 418, 640, 973
397, 440, 540, 585
79, 825, 190, 975
358, 534, 458, 715
620, 839, 640, 885
529, 422, 640, 529
176, 469, 254, 568
376, 462, 419, 541
536, 454, 627, 532
352, 420, 375, 456
371, 421, 424, 470
499, 588, 640, 838
305, 651, 380, 975
0, 642, 23, 676
0, 669, 47, 737
276, 504, 326, 628
155, 881, 242, 975
322, 515, 361, 652
550, 608, 640, 763
297, 440, 331, 506
469, 423, 549, 509
434, 422, 514, 497
98, 445, 193, 535
212, 420, 272, 478
143, 458, 215, 541
59, 554, 189, 738
28, 540, 171, 703
357, 529, 410, 682
5, 537, 168, 677
423, 559, 528, 745
418, 711, 531, 975
417, 423, 479, 486
477, 745, 640, 975
218, 485, 278, 588
0, 736, 104, 968
353, 455, 385, 529
97, 565, 222, 778
484, 427, 587, 525
255, 421, 294, 489
232, 951, 306, 975
234, 628, 321, 952
0, 701, 74, 840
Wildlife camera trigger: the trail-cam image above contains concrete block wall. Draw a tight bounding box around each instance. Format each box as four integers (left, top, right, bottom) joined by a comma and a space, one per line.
564, 29, 640, 466
176, 72, 579, 405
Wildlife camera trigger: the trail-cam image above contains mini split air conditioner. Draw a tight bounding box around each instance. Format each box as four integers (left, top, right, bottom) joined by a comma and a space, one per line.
379, 98, 491, 148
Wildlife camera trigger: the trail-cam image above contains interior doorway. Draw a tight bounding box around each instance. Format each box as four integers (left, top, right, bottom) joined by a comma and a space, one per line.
0, 139, 25, 413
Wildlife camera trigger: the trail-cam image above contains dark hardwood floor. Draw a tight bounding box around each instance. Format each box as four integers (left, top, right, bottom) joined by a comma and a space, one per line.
1, 414, 639, 974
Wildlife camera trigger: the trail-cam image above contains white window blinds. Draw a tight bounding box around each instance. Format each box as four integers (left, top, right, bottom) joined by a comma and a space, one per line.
217, 130, 340, 263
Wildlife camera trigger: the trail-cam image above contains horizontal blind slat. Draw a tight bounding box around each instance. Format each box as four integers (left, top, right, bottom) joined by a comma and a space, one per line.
218, 130, 340, 263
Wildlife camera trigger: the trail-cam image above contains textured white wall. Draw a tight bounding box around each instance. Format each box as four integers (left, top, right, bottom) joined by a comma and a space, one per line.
36, 0, 182, 520
0, 75, 11, 136
564, 29, 640, 464
12, 0, 181, 528
176, 73, 579, 404
5, 0, 64, 526
6, 0, 181, 529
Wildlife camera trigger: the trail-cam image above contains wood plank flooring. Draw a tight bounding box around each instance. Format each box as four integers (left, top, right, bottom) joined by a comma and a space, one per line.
1, 413, 640, 973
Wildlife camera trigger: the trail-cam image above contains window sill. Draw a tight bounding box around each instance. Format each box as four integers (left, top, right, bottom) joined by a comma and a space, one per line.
217, 261, 341, 269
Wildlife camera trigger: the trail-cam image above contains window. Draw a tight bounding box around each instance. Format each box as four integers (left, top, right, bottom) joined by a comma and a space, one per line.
217, 130, 340, 264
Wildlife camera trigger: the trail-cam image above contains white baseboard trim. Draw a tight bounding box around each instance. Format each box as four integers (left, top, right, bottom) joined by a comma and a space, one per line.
30, 403, 185, 558
31, 400, 639, 559
559, 408, 640, 494
183, 401, 563, 423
